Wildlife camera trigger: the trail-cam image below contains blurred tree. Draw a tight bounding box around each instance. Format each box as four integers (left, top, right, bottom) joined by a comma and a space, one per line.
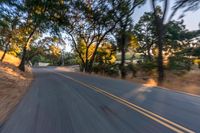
135, 11, 199, 63
66, 0, 123, 72
114, 0, 144, 78
134, 12, 156, 61
2, 0, 70, 71
27, 36, 65, 65
0, 2, 21, 62
150, 0, 200, 84
96, 42, 117, 64
63, 52, 79, 65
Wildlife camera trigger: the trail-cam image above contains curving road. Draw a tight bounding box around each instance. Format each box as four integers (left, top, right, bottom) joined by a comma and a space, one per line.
1, 67, 200, 133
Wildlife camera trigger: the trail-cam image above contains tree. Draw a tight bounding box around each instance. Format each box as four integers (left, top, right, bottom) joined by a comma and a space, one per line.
65, 0, 121, 72
17, 0, 48, 71
134, 12, 156, 61
63, 0, 145, 74
114, 0, 144, 78
95, 41, 117, 65
135, 9, 199, 65
27, 36, 65, 65
150, 0, 198, 84
4, 0, 70, 71
0, 2, 21, 62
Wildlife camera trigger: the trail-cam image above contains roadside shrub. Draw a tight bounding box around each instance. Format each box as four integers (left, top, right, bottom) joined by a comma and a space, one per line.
138, 61, 157, 73
126, 63, 138, 77
168, 56, 192, 71
104, 64, 119, 77
79, 64, 85, 72
92, 64, 103, 74
173, 70, 187, 76
93, 64, 119, 76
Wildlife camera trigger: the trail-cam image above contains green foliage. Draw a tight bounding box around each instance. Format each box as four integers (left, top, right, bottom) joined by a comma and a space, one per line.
134, 12, 156, 45
26, 36, 64, 65
31, 55, 50, 65
193, 47, 200, 57
126, 63, 138, 77
174, 0, 200, 12
93, 64, 119, 77
175, 47, 200, 57
168, 56, 192, 71
64, 52, 79, 65
0, 0, 199, 76
138, 60, 157, 73
95, 43, 116, 64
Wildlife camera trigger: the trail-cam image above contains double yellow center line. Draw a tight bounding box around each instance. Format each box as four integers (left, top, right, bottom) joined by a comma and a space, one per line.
52, 71, 195, 133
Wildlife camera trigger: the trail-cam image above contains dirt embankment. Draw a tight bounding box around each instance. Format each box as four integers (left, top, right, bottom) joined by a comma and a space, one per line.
0, 51, 21, 66
0, 62, 32, 123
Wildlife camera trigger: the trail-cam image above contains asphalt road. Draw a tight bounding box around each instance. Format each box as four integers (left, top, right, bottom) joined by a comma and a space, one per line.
1, 67, 200, 133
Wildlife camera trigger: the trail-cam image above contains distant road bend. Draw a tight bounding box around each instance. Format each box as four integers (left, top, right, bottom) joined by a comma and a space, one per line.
1, 67, 200, 133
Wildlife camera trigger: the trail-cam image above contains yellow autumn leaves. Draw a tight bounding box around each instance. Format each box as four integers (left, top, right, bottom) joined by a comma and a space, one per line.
77, 38, 116, 64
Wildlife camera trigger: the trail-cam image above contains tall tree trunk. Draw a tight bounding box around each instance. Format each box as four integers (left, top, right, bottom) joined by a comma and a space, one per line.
87, 53, 95, 73
147, 42, 153, 61
87, 26, 116, 73
120, 34, 126, 79
157, 43, 164, 84
85, 60, 89, 72
80, 63, 85, 72
157, 31, 164, 85
18, 45, 27, 71
87, 45, 99, 73
1, 42, 9, 62
87, 60, 93, 73
120, 46, 126, 79
151, 0, 168, 85
68, 33, 85, 72
18, 29, 36, 71
85, 48, 89, 72
147, 48, 152, 61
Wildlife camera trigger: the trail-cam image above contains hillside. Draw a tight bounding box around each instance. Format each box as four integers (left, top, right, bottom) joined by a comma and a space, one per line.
0, 53, 32, 123
0, 51, 21, 66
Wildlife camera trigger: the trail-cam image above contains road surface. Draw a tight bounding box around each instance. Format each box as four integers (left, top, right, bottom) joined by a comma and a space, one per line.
1, 67, 200, 133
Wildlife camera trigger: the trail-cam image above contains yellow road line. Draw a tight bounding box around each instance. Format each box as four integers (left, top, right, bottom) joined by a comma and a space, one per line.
90, 85, 194, 133
51, 71, 195, 133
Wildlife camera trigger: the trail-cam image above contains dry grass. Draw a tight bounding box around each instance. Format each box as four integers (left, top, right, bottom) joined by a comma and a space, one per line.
0, 58, 32, 123
162, 70, 200, 95
128, 69, 200, 96
0, 51, 21, 66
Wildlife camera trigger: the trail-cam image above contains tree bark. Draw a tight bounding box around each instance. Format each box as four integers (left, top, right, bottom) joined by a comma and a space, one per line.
120, 33, 126, 79
85, 47, 89, 72
80, 63, 85, 72
87, 21, 119, 73
157, 35, 164, 85
147, 47, 152, 61
155, 19, 165, 85
87, 48, 97, 73
18, 29, 36, 71
18, 45, 27, 71
151, 0, 165, 85
151, 0, 188, 84
147, 42, 153, 61
68, 33, 85, 72
1, 42, 9, 62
